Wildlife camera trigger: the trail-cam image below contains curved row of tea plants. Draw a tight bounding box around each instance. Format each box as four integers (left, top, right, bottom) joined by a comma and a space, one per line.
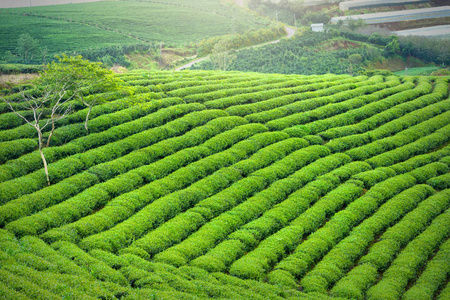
0, 70, 449, 299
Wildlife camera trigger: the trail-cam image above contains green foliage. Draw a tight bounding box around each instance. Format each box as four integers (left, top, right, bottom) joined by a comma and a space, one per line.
0, 63, 45, 74
427, 173, 450, 190
1, 70, 450, 300
39, 54, 126, 132
16, 33, 39, 63
383, 36, 400, 57
192, 31, 379, 75
0, 0, 268, 64
0, 139, 37, 163
197, 26, 286, 57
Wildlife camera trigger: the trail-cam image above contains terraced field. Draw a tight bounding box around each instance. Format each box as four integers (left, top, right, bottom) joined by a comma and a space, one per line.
1, 70, 449, 299
0, 0, 270, 60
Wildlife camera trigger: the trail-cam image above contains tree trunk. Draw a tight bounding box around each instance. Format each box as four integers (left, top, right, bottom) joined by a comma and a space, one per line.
38, 130, 50, 185
84, 105, 92, 132
46, 117, 55, 147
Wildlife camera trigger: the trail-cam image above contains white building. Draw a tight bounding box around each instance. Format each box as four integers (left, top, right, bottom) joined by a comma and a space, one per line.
311, 23, 325, 32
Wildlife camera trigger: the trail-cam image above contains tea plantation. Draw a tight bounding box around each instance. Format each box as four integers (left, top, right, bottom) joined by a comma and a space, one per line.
0, 70, 449, 299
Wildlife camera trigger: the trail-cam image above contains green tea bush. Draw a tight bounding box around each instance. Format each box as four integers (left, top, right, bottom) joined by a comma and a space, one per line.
224, 77, 356, 117
352, 167, 397, 188
366, 209, 450, 300
0, 171, 98, 227
183, 77, 287, 103
427, 173, 450, 190
390, 145, 450, 173
0, 269, 59, 299
403, 238, 450, 300
301, 184, 435, 293
2, 264, 99, 299
408, 162, 448, 183
52, 241, 128, 286
79, 134, 276, 252
5, 186, 110, 237
0, 111, 30, 130
318, 80, 430, 140
330, 263, 378, 299
245, 76, 368, 124
0, 143, 82, 183
0, 106, 221, 203
366, 124, 450, 168
19, 236, 91, 277
0, 139, 38, 164
332, 190, 449, 299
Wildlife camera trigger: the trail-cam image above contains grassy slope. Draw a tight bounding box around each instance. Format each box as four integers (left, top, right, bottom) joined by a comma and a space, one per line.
0, 70, 449, 299
0, 0, 269, 58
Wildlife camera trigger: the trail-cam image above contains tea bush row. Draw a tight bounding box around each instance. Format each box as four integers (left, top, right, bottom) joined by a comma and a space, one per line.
408, 162, 449, 184
76, 128, 283, 253
204, 76, 369, 110
389, 144, 450, 174
225, 162, 371, 280
403, 237, 450, 300
245, 76, 400, 125
264, 78, 392, 131
0, 116, 247, 227
326, 96, 450, 153
182, 76, 300, 103
427, 172, 450, 190
0, 88, 154, 142
271, 174, 416, 282
365, 208, 450, 300
166, 74, 272, 98
192, 154, 354, 274
299, 184, 436, 294
0, 96, 178, 182
366, 124, 450, 168
0, 233, 131, 298
318, 77, 431, 137
331, 191, 450, 299
345, 111, 450, 160
39, 124, 272, 244
0, 104, 210, 203
0, 139, 38, 164
153, 149, 351, 268
0, 110, 34, 131
227, 176, 367, 279
5, 123, 266, 238
318, 78, 442, 140
227, 76, 385, 119
121, 137, 309, 257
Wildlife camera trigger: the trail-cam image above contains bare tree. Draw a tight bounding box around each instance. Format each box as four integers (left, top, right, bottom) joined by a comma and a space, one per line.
41, 55, 124, 132
2, 81, 74, 185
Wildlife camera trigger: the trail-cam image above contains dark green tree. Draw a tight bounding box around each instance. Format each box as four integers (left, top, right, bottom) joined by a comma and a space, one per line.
17, 34, 39, 63
384, 36, 400, 57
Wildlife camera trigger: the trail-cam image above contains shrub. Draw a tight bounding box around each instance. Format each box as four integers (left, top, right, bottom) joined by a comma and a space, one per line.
52, 241, 128, 286
427, 173, 450, 190
0, 139, 38, 164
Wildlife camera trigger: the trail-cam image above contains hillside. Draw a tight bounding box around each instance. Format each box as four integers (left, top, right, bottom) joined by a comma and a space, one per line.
0, 0, 270, 66
190, 30, 450, 74
1, 70, 449, 299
